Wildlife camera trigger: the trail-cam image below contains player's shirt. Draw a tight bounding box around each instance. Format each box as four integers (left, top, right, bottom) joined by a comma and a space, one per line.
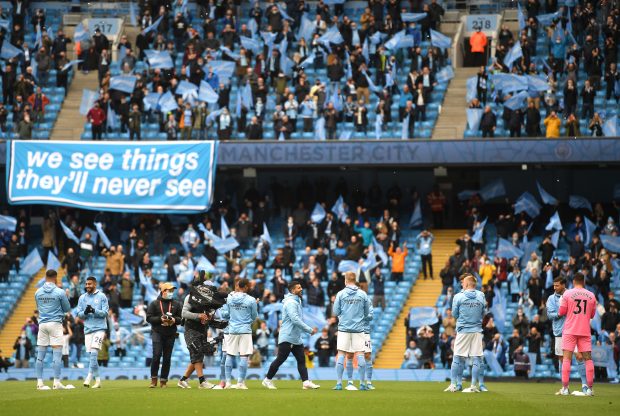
452, 289, 485, 333
558, 287, 596, 336
35, 282, 71, 324
77, 290, 110, 334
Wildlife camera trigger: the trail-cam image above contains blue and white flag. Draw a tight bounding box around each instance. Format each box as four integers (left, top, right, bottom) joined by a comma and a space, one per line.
275, 4, 295, 21
472, 218, 487, 244
338, 260, 359, 273
240, 36, 262, 54
569, 195, 592, 212
458, 190, 478, 201
402, 13, 427, 22
1, 41, 22, 60
247, 18, 258, 36
110, 75, 137, 93
466, 76, 478, 102
61, 59, 83, 72
362, 37, 369, 62
144, 49, 174, 69
47, 251, 61, 271
60, 221, 80, 244
79, 89, 99, 115
299, 52, 315, 68
584, 216, 597, 246
430, 29, 451, 49
517, 2, 526, 30
537, 181, 558, 205
408, 307, 439, 328
491, 290, 507, 332
212, 236, 239, 254
526, 75, 548, 92
492, 74, 528, 93
198, 80, 219, 103
361, 253, 378, 272
219, 46, 241, 60
176, 80, 198, 97
143, 92, 161, 111
241, 83, 253, 109
504, 41, 523, 69
375, 114, 383, 140
260, 223, 272, 245
0, 19, 10, 31
602, 115, 618, 137
138, 268, 159, 302
466, 108, 484, 131
129, 2, 138, 26
496, 238, 524, 259
207, 60, 236, 83
318, 25, 344, 48
550, 230, 560, 248
545, 211, 563, 231
536, 11, 560, 26
74, 23, 90, 42
21, 249, 44, 276
107, 102, 119, 131
436, 65, 455, 83
370, 32, 386, 45
504, 90, 529, 110
311, 203, 326, 223
314, 116, 326, 141
94, 222, 112, 249
0, 215, 17, 231
384, 30, 407, 50
34, 24, 43, 50
331, 195, 347, 222
297, 15, 316, 42
196, 256, 217, 273
409, 200, 422, 228
600, 235, 620, 254
362, 71, 382, 93
220, 216, 230, 239
514, 192, 541, 218
158, 91, 178, 113
142, 15, 163, 35
373, 237, 388, 265
401, 115, 410, 140
479, 178, 506, 201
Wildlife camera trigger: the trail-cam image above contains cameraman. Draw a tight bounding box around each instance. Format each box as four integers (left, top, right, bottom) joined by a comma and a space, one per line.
146, 282, 182, 388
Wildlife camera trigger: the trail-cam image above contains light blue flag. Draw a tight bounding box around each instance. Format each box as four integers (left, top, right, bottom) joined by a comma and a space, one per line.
339, 130, 352, 141
110, 75, 137, 93
282, 56, 294, 76
372, 237, 388, 265
491, 290, 507, 332
206, 108, 224, 125
504, 90, 529, 110
80, 226, 98, 245
62, 59, 83, 72
436, 66, 455, 83
119, 308, 145, 325
466, 76, 478, 102
158, 91, 178, 113
402, 13, 427, 22
311, 203, 326, 223
504, 41, 523, 69
602, 115, 618, 137
247, 18, 258, 37
537, 181, 558, 205
219, 45, 241, 60
198, 80, 219, 103
526, 75, 548, 92
520, 240, 539, 268
0, 19, 10, 31
430, 29, 451, 49
47, 251, 61, 271
545, 211, 563, 231
196, 256, 217, 273
370, 32, 386, 45
94, 222, 112, 249
74, 23, 90, 42
241, 83, 253, 109
240, 36, 262, 54
176, 80, 198, 96
0, 215, 17, 231
21, 249, 44, 276
472, 218, 487, 244
220, 216, 230, 238
34, 24, 43, 50
31, 54, 38, 81
318, 25, 344, 47
207, 60, 236, 83
314, 116, 326, 140
408, 307, 439, 328
409, 200, 422, 228
60, 220, 80, 244
107, 102, 118, 131
129, 2, 137, 26
260, 223, 272, 245
299, 52, 315, 68
480, 179, 506, 201
338, 260, 360, 273
362, 71, 382, 93
375, 114, 383, 140
144, 49, 174, 69
384, 30, 405, 50
323, 0, 346, 4
275, 4, 295, 21
584, 216, 597, 246
600, 235, 620, 254
331, 195, 347, 222
138, 268, 159, 302
142, 15, 163, 35
401, 115, 410, 140
278, 37, 288, 57
297, 15, 316, 42
1, 41, 22, 59
569, 195, 593, 212
213, 236, 239, 254
143, 92, 161, 111
517, 2, 526, 30
361, 253, 378, 272
79, 89, 99, 115
514, 192, 541, 218
551, 230, 560, 248
536, 12, 559, 26
496, 238, 524, 259
362, 37, 369, 62
492, 74, 528, 93
466, 108, 484, 131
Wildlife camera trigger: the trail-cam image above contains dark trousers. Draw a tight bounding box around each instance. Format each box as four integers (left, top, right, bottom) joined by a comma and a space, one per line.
266, 342, 308, 381
151, 332, 176, 381
129, 129, 141, 141
92, 124, 103, 140
421, 254, 433, 278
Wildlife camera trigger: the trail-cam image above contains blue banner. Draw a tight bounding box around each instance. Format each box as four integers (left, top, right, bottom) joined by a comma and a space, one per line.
6, 141, 218, 213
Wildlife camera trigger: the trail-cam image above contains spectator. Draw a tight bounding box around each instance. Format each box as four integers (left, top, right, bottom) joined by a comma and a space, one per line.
86, 102, 106, 140
402, 340, 422, 369
17, 112, 32, 139
13, 332, 31, 368
442, 308, 456, 337
479, 105, 496, 137
27, 86, 50, 124
315, 328, 335, 367
469, 28, 488, 66
512, 307, 530, 338
388, 241, 408, 282
543, 111, 561, 138
416, 230, 434, 280
513, 345, 530, 379
372, 268, 385, 310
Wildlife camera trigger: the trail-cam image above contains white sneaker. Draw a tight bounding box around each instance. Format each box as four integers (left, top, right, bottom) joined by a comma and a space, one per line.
83, 374, 92, 388
559, 387, 570, 396
302, 381, 320, 390
367, 383, 376, 390
37, 384, 51, 391
199, 381, 215, 389
224, 382, 236, 389
177, 380, 191, 389
235, 382, 248, 390
462, 385, 480, 393
444, 384, 459, 392
92, 379, 101, 389
345, 382, 358, 391
262, 378, 277, 390
53, 382, 67, 390
585, 388, 594, 396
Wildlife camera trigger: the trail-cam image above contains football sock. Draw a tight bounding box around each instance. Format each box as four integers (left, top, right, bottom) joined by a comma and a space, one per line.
584, 359, 594, 388
336, 354, 345, 384
52, 348, 63, 380
357, 353, 366, 385
89, 351, 99, 378
471, 356, 481, 387
238, 356, 249, 383
561, 358, 571, 388
36, 346, 47, 383
576, 359, 587, 386
225, 354, 234, 383
346, 357, 354, 382
366, 358, 373, 382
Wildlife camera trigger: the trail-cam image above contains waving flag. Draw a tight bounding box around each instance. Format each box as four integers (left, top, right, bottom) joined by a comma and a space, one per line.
373, 237, 388, 265
517, 2, 526, 30
514, 192, 541, 218
362, 71, 382, 93
0, 19, 10, 31
158, 91, 178, 113
375, 114, 383, 140
339, 130, 352, 141
314, 116, 326, 141
472, 218, 488, 244
0, 215, 17, 231
212, 236, 239, 254
602, 115, 618, 137
47, 251, 61, 271
362, 37, 369, 62
492, 74, 528, 93
241, 83, 253, 109
297, 15, 316, 42
60, 220, 80, 244
311, 203, 326, 223
1, 41, 22, 59
536, 12, 560, 26
176, 80, 198, 97
79, 89, 99, 115
260, 223, 272, 245
106, 102, 119, 131
196, 256, 217, 273
318, 25, 344, 48
466, 108, 484, 131
430, 29, 451, 49
74, 23, 90, 42
409, 200, 422, 228
402, 13, 427, 22
384, 30, 407, 50
143, 92, 161, 111
94, 222, 112, 249
198, 80, 219, 103
110, 75, 137, 93
129, 2, 138, 26
138, 268, 159, 302
584, 216, 597, 246
436, 65, 455, 83
466, 77, 478, 102
491, 290, 507, 332
504, 41, 523, 69
144, 49, 174, 69
61, 59, 83, 72
569, 195, 593, 212
220, 216, 230, 238
142, 15, 163, 35
21, 249, 44, 276
537, 181, 558, 205
496, 238, 524, 259
526, 75, 548, 92
338, 260, 360, 273
401, 115, 410, 140
299, 52, 315, 68
600, 235, 620, 254
545, 211, 562, 231
207, 60, 236, 83
240, 36, 262, 54
480, 179, 506, 201
504, 90, 529, 110
331, 195, 347, 222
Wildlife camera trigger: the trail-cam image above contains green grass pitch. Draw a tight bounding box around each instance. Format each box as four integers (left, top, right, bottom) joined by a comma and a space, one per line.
0, 381, 617, 416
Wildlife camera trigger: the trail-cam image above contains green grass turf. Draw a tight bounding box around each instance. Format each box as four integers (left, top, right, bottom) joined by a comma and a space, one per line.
0, 380, 617, 416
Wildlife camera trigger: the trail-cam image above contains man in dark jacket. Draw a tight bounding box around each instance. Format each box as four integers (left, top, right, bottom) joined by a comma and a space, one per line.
146, 282, 182, 388
245, 116, 263, 140
480, 105, 496, 137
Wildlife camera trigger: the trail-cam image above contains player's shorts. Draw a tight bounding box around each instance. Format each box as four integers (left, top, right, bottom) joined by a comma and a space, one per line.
363, 333, 372, 354
336, 331, 365, 353
453, 332, 483, 357
225, 334, 253, 356
37, 322, 63, 347
561, 334, 592, 353
555, 336, 580, 356
84, 331, 105, 353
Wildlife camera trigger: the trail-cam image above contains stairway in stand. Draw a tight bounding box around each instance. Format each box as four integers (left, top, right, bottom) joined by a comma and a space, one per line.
375, 229, 465, 369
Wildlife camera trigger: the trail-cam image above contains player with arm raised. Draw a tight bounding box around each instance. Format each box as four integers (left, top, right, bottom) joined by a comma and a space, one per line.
77, 276, 109, 388
557, 272, 597, 396
445, 273, 486, 393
